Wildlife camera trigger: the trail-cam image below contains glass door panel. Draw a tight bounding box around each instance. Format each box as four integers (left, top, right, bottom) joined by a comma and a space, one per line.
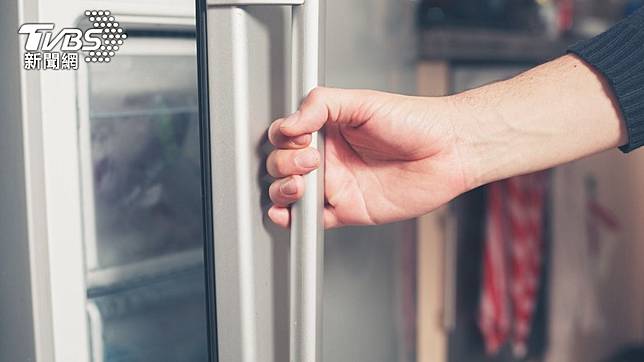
87, 44, 202, 269
88, 268, 207, 362
81, 35, 209, 361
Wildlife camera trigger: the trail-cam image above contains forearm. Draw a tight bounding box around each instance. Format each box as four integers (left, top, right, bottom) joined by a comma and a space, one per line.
451, 54, 628, 189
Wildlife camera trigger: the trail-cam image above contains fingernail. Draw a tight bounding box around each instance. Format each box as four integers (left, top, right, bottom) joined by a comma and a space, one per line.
294, 151, 319, 169
292, 134, 309, 146
281, 111, 300, 129
268, 206, 279, 220
280, 179, 298, 195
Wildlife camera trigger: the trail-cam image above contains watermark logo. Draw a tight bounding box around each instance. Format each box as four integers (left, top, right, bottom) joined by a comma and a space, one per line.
18, 10, 127, 71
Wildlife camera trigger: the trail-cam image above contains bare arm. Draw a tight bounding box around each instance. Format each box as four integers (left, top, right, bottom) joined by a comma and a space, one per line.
452, 54, 627, 190
265, 54, 628, 228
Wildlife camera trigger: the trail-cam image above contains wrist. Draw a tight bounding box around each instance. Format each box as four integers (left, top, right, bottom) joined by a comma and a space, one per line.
443, 91, 499, 192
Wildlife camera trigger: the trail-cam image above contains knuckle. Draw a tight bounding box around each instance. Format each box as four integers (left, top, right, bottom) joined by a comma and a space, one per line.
267, 151, 297, 178
269, 183, 282, 200
266, 153, 281, 177
274, 156, 290, 176
308, 87, 326, 102
265, 151, 274, 167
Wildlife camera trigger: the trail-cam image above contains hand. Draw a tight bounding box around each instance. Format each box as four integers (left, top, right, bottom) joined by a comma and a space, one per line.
266, 87, 471, 228
266, 56, 628, 229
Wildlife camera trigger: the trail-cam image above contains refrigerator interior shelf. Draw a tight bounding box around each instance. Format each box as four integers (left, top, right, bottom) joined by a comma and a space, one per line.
90, 106, 198, 121
86, 247, 203, 298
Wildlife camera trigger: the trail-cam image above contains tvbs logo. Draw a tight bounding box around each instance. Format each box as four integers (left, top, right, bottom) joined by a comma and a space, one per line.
18, 10, 127, 71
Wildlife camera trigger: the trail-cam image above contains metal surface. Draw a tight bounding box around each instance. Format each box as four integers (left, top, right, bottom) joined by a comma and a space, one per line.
204, 2, 324, 361
208, 0, 303, 5
208, 9, 257, 361
321, 1, 418, 360
0, 0, 49, 360
289, 1, 325, 362
206, 5, 291, 362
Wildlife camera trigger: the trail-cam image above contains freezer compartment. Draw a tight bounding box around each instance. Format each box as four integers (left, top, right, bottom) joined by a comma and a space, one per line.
84, 40, 203, 270
87, 267, 208, 362
86, 248, 203, 296
82, 35, 209, 361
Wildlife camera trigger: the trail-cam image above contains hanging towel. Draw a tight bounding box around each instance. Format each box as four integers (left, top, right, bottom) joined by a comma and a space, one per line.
478, 172, 548, 358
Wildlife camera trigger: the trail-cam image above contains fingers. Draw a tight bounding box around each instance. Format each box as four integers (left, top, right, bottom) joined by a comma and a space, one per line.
269, 175, 304, 207
268, 118, 312, 149
269, 87, 377, 141
266, 148, 320, 178
268, 206, 290, 228
267, 87, 383, 229
267, 205, 344, 229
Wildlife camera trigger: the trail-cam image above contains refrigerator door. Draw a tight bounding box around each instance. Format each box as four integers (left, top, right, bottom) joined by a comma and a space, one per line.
322, 2, 418, 361
198, 1, 325, 361
199, 1, 419, 361
3, 0, 416, 360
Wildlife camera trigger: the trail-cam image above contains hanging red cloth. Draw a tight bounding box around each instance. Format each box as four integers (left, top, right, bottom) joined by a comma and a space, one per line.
478, 172, 548, 357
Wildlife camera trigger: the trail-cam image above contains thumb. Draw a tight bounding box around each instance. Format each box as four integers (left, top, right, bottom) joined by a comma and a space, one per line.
279, 87, 377, 137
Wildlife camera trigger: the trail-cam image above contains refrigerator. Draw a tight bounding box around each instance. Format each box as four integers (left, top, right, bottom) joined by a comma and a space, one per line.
0, 0, 418, 361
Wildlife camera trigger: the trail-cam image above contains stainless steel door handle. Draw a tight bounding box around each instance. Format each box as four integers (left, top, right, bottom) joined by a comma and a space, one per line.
203, 1, 325, 361
289, 3, 325, 362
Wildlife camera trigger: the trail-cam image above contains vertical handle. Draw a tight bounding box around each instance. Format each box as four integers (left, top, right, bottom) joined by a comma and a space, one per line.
202, 1, 325, 360
289, 1, 325, 362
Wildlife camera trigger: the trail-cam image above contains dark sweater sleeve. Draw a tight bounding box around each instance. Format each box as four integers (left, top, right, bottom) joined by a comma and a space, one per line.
568, 7, 644, 153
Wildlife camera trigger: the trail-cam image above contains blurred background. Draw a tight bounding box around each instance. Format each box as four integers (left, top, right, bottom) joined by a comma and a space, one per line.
2, 0, 644, 362
414, 1, 644, 362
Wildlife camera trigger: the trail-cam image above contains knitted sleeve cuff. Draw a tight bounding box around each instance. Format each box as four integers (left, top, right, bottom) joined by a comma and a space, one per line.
568, 7, 644, 153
